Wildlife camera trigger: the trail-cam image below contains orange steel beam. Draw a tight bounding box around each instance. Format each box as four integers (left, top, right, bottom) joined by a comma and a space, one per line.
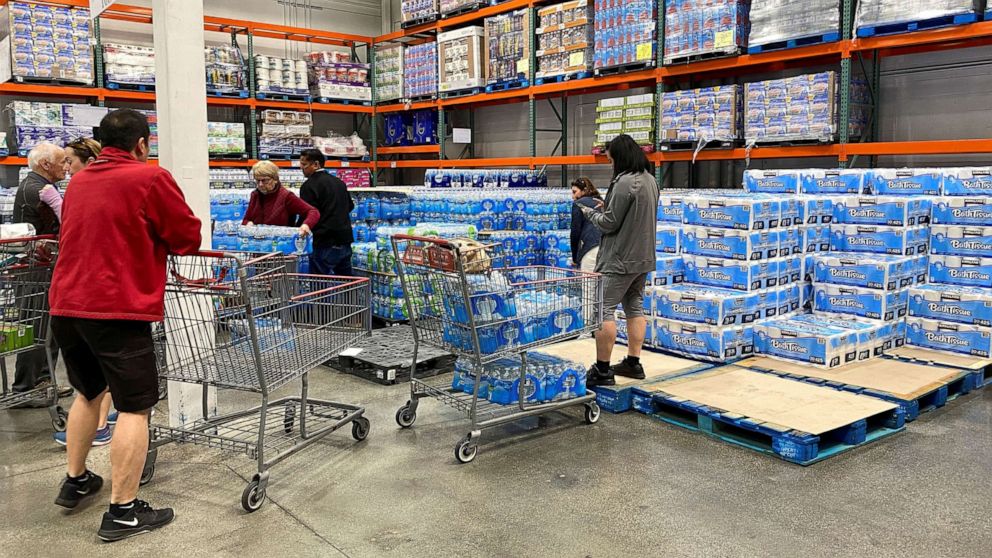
531, 69, 657, 98
309, 102, 375, 114
843, 139, 992, 157
377, 145, 441, 155
376, 100, 439, 113
0, 82, 98, 98
854, 20, 992, 55
440, 88, 531, 108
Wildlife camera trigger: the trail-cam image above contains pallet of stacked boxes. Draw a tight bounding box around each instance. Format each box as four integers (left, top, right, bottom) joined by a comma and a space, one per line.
748, 0, 841, 54
592, 93, 655, 155
437, 26, 485, 97
856, 0, 982, 38
593, 0, 657, 75
0, 1, 94, 85
534, 0, 593, 85
659, 85, 741, 151
374, 43, 404, 104
484, 9, 531, 92
663, 0, 749, 65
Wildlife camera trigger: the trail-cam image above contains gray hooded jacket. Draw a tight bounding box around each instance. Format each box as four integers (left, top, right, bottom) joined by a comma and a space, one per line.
580, 170, 659, 275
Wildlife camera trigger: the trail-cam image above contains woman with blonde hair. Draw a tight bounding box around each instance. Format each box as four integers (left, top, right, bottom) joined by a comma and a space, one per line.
242, 160, 319, 237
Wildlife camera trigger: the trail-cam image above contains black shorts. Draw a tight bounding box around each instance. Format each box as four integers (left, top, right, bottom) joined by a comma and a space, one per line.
51, 317, 158, 413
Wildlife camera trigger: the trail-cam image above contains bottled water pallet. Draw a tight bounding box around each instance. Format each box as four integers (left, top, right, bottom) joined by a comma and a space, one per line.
336, 325, 454, 386
315, 97, 372, 106
485, 79, 529, 93
401, 14, 437, 29
255, 91, 312, 103
207, 88, 249, 98
440, 1, 491, 19
747, 31, 841, 54
664, 46, 744, 66
440, 87, 483, 99
856, 12, 979, 38
594, 61, 656, 77
534, 71, 592, 86
106, 81, 155, 91
742, 361, 984, 423
12, 75, 93, 87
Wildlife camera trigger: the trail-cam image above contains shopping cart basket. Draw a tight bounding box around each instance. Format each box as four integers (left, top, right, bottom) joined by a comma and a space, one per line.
0, 235, 67, 430
391, 235, 604, 463
141, 251, 372, 512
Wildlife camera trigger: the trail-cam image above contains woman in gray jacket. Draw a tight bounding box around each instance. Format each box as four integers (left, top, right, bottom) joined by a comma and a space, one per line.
578, 134, 660, 387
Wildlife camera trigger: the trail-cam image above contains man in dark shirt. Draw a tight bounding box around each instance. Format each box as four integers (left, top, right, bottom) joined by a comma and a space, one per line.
299, 148, 355, 276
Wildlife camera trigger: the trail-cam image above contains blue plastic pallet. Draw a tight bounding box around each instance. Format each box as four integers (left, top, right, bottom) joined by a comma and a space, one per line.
535, 71, 591, 86
256, 91, 311, 103
258, 153, 297, 160
485, 79, 529, 93
208, 88, 249, 98
856, 12, 978, 38
106, 81, 154, 91
643, 391, 906, 465
315, 97, 372, 106
592, 362, 712, 414
439, 87, 483, 99
747, 31, 840, 54
743, 364, 983, 423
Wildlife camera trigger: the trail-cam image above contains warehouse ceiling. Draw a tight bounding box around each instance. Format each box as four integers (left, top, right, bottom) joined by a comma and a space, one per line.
274, 0, 382, 17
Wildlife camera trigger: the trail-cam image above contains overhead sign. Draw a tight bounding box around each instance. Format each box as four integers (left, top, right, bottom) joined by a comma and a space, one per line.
90, 0, 118, 21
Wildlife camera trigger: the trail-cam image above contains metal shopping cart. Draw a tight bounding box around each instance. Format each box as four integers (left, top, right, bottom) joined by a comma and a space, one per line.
0, 235, 67, 431
391, 235, 604, 463
141, 251, 371, 512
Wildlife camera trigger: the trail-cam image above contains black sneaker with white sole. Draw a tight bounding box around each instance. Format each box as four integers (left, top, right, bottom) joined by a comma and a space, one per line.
98, 500, 175, 542
55, 471, 104, 509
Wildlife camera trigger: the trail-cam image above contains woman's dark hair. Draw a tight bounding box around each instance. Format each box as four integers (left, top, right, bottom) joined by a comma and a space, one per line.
606, 134, 652, 179
571, 177, 602, 200
97, 108, 150, 152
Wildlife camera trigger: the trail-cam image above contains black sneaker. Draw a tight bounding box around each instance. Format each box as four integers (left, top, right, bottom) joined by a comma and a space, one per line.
610, 359, 646, 380
98, 500, 175, 542
55, 471, 104, 509
586, 365, 616, 387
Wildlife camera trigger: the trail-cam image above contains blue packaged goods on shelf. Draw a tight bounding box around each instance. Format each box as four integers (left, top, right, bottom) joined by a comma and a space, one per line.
802, 224, 832, 252
928, 255, 992, 288
798, 313, 900, 359
744, 169, 801, 194
683, 256, 768, 291
909, 284, 992, 327
812, 253, 912, 290
906, 317, 992, 358
658, 191, 690, 222
593, 0, 657, 71
864, 168, 942, 196
754, 316, 858, 368
777, 256, 804, 284
941, 167, 992, 195
682, 194, 781, 230
832, 196, 932, 226
652, 284, 759, 326
930, 225, 992, 257
780, 198, 802, 227
663, 0, 748, 64
798, 195, 835, 225
412, 109, 437, 144
659, 84, 741, 143
830, 224, 930, 256
656, 224, 681, 254
813, 283, 909, 321
779, 227, 803, 256
931, 196, 992, 226
652, 319, 754, 363
682, 226, 782, 261
799, 168, 864, 194
647, 254, 685, 287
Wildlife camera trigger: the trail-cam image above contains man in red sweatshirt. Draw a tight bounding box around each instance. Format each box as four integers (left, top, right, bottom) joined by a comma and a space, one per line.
49, 109, 202, 542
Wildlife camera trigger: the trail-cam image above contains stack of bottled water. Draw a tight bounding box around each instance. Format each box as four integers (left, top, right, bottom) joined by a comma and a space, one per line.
451, 352, 588, 405
209, 190, 251, 223
212, 223, 312, 256
350, 192, 412, 242
424, 168, 548, 189
230, 317, 298, 352
409, 189, 571, 232
0, 189, 15, 224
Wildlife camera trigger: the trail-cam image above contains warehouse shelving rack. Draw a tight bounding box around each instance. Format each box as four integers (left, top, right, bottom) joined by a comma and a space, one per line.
0, 0, 990, 180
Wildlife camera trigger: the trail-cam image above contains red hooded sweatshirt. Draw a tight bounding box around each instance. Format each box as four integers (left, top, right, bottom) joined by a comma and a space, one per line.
50, 147, 202, 322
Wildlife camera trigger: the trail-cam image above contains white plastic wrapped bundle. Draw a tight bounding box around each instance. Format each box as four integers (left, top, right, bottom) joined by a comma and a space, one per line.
856, 0, 979, 31
748, 0, 840, 48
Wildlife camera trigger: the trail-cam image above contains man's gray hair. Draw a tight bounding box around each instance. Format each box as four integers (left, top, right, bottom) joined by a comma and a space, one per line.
27, 142, 63, 171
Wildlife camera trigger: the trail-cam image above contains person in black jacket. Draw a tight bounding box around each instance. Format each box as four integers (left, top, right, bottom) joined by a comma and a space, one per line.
570, 177, 603, 271
299, 149, 355, 276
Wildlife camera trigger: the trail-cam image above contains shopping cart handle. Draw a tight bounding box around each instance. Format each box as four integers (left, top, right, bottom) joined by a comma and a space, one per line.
0, 234, 58, 244
390, 234, 455, 248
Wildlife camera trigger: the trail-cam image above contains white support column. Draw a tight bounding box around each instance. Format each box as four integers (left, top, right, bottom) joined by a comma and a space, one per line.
152, 0, 217, 426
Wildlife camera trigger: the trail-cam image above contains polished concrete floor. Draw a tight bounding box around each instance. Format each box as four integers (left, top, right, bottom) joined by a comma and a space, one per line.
1, 365, 990, 558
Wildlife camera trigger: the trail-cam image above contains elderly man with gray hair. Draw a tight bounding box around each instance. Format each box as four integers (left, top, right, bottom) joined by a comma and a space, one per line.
10, 141, 72, 406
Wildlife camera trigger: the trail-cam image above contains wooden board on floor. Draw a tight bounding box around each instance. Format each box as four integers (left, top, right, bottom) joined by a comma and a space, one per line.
536, 337, 703, 385
656, 366, 898, 435
888, 346, 992, 372
741, 356, 963, 401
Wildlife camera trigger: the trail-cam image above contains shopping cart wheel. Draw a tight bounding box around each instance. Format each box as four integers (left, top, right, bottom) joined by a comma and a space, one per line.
395, 403, 417, 429
283, 405, 296, 434
454, 436, 478, 464
140, 463, 155, 486
52, 406, 68, 432
584, 401, 601, 425
351, 417, 370, 441
242, 478, 266, 513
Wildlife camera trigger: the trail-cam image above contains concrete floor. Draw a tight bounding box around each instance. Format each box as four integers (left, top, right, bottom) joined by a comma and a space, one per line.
2, 365, 990, 558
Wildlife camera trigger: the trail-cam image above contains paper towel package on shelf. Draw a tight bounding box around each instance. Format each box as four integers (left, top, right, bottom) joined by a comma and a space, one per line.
652, 319, 754, 363
863, 168, 942, 196
830, 224, 930, 256
941, 167, 992, 196
651, 284, 760, 326
813, 283, 909, 321
908, 285, 992, 327
928, 255, 992, 289
906, 317, 992, 358
930, 225, 992, 257
831, 196, 932, 227
812, 253, 914, 291
931, 197, 992, 226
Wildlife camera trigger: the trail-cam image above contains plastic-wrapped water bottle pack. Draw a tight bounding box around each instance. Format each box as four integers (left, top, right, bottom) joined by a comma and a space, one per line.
409, 189, 572, 232
451, 352, 588, 405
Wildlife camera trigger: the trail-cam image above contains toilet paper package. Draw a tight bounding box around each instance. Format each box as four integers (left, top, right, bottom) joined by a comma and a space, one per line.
681, 226, 781, 261
754, 284, 802, 319
682, 194, 782, 230
652, 319, 754, 363
652, 284, 760, 326
928, 255, 992, 289
864, 168, 941, 196
813, 283, 909, 321
800, 168, 864, 195
812, 253, 912, 290
906, 317, 992, 358
657, 190, 692, 223
743, 169, 800, 194
832, 196, 932, 226
931, 197, 992, 226
831, 225, 930, 256
754, 316, 858, 368
647, 254, 686, 287
797, 313, 900, 359
802, 224, 832, 253
656, 224, 682, 254
798, 195, 835, 225
682, 256, 770, 291
941, 167, 992, 196
930, 225, 992, 257
909, 284, 992, 327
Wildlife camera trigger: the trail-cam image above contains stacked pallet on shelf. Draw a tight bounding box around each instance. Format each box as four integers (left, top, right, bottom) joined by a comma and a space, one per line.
254, 54, 309, 100
437, 26, 485, 95
403, 42, 438, 100
484, 8, 531, 91
5, 100, 101, 154
258, 109, 312, 158
592, 92, 656, 154
206, 122, 247, 157
374, 43, 404, 103
0, 1, 94, 85
104, 42, 155, 89
307, 51, 371, 104
855, 0, 982, 37
593, 0, 657, 73
535, 0, 592, 84
663, 0, 750, 65
659, 85, 741, 149
747, 0, 841, 53
401, 0, 438, 27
